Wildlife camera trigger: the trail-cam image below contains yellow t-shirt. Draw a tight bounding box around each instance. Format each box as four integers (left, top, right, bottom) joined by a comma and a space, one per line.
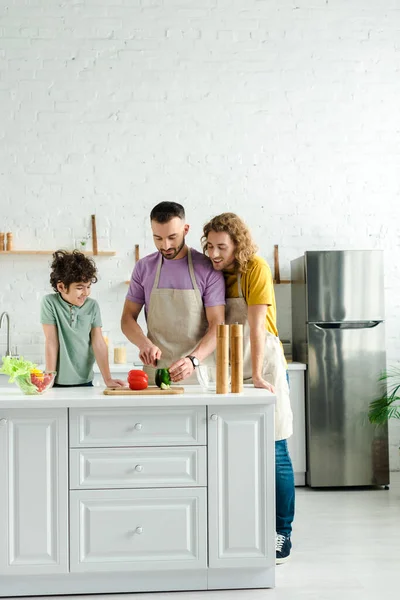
223, 255, 279, 337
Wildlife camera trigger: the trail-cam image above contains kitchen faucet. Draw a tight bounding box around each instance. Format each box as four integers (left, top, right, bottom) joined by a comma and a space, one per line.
0, 312, 11, 357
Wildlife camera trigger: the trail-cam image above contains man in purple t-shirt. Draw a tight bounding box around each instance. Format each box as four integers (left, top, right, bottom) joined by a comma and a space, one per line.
121, 202, 225, 383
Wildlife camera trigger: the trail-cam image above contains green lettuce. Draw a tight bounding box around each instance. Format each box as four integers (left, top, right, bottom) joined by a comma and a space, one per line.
14, 374, 40, 395
0, 356, 37, 383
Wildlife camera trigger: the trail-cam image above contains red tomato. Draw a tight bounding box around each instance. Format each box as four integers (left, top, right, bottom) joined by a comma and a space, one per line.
31, 375, 41, 387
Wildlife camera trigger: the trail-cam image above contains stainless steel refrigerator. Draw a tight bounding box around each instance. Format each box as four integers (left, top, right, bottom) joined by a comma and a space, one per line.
291, 251, 389, 487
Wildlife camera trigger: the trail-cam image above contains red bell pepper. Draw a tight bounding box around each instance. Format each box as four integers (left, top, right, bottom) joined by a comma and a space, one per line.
127, 370, 149, 391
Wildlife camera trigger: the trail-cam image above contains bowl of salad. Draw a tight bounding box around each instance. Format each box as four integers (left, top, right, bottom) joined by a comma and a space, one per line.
16, 369, 56, 395
0, 356, 56, 395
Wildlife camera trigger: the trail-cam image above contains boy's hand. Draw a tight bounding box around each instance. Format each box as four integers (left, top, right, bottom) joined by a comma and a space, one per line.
105, 377, 126, 388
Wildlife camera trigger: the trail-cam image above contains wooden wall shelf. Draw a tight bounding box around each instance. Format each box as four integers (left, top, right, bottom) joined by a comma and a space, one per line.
0, 217, 116, 257
123, 244, 140, 284
0, 250, 116, 256
273, 245, 291, 284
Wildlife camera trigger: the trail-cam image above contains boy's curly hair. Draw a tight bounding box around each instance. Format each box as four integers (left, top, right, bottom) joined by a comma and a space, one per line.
49, 250, 98, 292
202, 213, 258, 273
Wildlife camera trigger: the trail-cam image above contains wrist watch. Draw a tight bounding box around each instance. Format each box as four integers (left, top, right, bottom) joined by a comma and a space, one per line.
186, 355, 200, 369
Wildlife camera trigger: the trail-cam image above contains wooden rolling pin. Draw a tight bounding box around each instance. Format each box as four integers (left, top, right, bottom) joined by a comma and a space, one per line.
230, 323, 243, 393
216, 324, 229, 394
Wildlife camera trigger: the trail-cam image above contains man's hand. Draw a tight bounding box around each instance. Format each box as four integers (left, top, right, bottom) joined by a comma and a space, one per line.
253, 376, 275, 393
139, 342, 162, 366
169, 357, 194, 382
104, 378, 126, 388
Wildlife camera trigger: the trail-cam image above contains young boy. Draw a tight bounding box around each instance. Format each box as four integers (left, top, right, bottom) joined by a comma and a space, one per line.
40, 250, 125, 388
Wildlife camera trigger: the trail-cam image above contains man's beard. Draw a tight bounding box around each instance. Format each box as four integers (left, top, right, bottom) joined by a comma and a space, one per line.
161, 236, 186, 260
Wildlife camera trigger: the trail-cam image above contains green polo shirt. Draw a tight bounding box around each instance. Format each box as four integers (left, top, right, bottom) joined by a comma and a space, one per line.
40, 293, 102, 385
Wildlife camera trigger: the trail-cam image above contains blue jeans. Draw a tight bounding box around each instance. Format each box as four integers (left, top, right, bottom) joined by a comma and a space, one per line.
275, 370, 295, 537
275, 439, 295, 537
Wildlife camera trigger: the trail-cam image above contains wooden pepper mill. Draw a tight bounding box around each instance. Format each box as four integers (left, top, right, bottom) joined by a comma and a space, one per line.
230, 323, 243, 393
216, 324, 229, 394
6, 232, 13, 251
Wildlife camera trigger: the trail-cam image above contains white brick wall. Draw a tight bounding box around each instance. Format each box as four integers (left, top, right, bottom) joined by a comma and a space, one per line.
1, 0, 399, 469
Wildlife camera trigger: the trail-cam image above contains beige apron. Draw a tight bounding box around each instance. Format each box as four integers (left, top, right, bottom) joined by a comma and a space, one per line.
225, 272, 293, 441
144, 248, 213, 385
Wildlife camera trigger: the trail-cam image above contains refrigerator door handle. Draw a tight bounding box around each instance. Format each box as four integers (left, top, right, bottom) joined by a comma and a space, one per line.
312, 321, 383, 330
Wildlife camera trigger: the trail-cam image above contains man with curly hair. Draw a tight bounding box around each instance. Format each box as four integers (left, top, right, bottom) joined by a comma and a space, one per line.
41, 250, 125, 389
202, 213, 295, 565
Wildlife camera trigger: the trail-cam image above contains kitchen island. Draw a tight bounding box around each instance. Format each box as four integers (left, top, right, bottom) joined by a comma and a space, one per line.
0, 385, 276, 597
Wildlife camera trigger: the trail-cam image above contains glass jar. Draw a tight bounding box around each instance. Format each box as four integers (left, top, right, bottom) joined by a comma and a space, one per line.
113, 342, 127, 364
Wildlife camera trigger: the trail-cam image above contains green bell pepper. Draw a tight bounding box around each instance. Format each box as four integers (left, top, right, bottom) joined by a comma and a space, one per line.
155, 368, 171, 389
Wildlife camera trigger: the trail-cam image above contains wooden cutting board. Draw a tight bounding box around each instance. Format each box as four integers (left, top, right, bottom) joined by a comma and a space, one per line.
103, 386, 185, 396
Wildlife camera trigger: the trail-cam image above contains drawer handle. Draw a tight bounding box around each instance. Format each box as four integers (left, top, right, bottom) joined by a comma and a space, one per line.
135, 465, 143, 472
0, 418, 7, 426
134, 423, 142, 431
135, 526, 143, 535
210, 414, 218, 421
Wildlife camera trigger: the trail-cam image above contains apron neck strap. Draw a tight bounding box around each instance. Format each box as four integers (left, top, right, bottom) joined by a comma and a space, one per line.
153, 254, 163, 289
237, 271, 244, 298
187, 248, 199, 291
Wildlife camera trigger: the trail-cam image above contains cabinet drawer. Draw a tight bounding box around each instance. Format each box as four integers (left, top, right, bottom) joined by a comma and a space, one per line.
70, 446, 207, 489
69, 407, 206, 447
69, 488, 207, 572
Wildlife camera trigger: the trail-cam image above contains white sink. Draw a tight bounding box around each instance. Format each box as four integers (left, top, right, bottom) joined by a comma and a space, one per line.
0, 373, 13, 388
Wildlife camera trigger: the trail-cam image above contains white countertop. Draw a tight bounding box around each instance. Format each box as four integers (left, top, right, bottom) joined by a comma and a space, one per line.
286, 361, 306, 370
92, 361, 307, 373
0, 385, 276, 409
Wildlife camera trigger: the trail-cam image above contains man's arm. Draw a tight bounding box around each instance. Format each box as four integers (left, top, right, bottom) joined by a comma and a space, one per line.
247, 304, 275, 392
169, 304, 225, 382
121, 299, 161, 366
42, 324, 59, 372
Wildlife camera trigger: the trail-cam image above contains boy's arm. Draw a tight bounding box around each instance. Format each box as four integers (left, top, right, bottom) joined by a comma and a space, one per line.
91, 327, 126, 388
42, 324, 59, 372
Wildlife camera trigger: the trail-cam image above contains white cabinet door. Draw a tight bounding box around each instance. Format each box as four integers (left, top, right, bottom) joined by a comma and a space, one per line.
287, 369, 306, 486
70, 488, 207, 572
0, 409, 68, 575
207, 405, 275, 569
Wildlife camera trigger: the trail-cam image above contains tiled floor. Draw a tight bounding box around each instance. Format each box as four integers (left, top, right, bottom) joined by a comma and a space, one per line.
12, 473, 400, 600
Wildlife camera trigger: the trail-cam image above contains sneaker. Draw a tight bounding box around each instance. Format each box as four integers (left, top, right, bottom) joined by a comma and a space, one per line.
276, 533, 291, 564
